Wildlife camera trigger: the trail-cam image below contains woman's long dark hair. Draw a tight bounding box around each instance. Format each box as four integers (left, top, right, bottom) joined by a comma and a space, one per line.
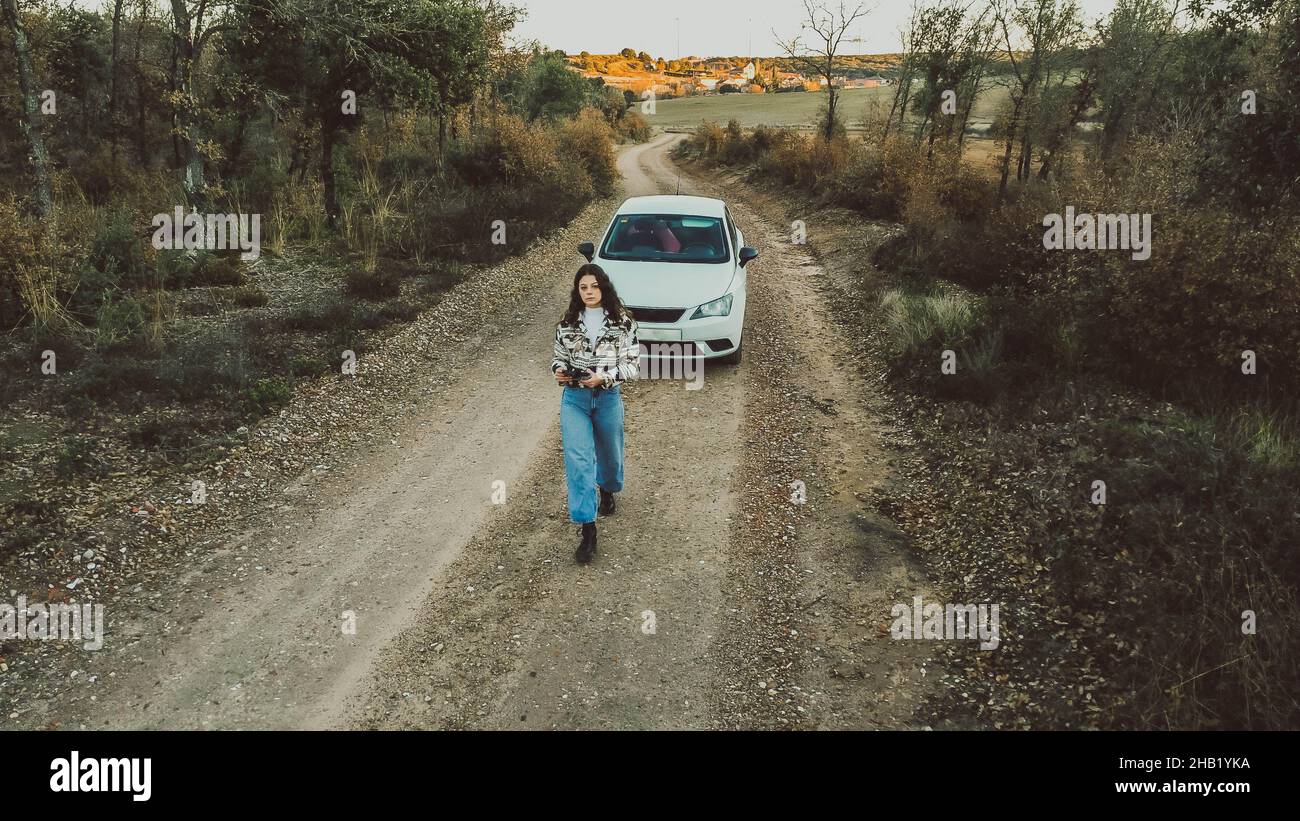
560, 263, 633, 327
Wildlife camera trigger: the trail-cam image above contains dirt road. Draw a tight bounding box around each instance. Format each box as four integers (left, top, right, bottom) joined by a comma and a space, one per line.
8, 134, 936, 730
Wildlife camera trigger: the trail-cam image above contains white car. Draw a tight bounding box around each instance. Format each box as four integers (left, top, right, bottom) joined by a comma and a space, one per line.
578, 195, 758, 365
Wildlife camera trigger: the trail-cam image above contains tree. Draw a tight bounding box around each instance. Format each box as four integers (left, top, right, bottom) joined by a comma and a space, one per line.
1093, 0, 1183, 161
128, 0, 164, 167
227, 0, 388, 229
1194, 0, 1300, 208
952, 4, 1000, 147
595, 85, 628, 124
774, 0, 869, 142
992, 0, 1083, 197
168, 0, 236, 208
45, 6, 110, 142
522, 49, 593, 121
1, 0, 53, 222
395, 0, 496, 164
883, 1, 925, 143
228, 0, 504, 229
109, 0, 127, 168
903, 0, 997, 154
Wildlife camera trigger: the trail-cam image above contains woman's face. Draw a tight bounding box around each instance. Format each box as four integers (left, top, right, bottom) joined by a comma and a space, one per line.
577, 274, 602, 308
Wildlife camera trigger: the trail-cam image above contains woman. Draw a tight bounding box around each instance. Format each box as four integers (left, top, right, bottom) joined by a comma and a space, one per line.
551, 264, 640, 564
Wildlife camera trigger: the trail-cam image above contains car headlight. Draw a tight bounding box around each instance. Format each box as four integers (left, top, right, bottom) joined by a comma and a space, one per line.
690, 293, 733, 319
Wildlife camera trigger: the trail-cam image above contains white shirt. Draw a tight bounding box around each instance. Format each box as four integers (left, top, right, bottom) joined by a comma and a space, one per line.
582, 306, 606, 348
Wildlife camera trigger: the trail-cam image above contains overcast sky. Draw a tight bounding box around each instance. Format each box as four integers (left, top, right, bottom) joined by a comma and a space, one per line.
509, 0, 1122, 58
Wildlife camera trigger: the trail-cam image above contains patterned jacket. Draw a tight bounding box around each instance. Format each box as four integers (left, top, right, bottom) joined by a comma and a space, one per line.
551, 307, 640, 389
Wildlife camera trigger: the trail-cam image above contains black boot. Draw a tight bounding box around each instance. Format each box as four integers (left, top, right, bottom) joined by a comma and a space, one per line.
575, 522, 597, 564
598, 488, 616, 516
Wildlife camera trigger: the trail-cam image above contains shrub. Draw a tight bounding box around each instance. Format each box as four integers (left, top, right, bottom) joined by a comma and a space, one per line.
153, 329, 254, 401
1090, 411, 1300, 728
880, 284, 1002, 402
17, 326, 90, 375
54, 437, 107, 480
228, 158, 290, 215
688, 120, 727, 158
440, 113, 595, 262
345, 265, 401, 299
127, 414, 207, 452
377, 146, 440, 183
241, 376, 292, 417
615, 110, 651, 143
157, 249, 246, 289
267, 180, 328, 251
74, 146, 126, 205
747, 124, 784, 155
282, 298, 354, 333
288, 356, 330, 378
379, 298, 422, 323
0, 194, 64, 330
560, 109, 618, 195
450, 113, 563, 190
92, 293, 148, 346
225, 285, 268, 308
881, 284, 982, 357
418, 259, 464, 296
759, 130, 815, 187
835, 136, 924, 219
718, 119, 750, 164
1103, 208, 1300, 396
814, 104, 848, 141
326, 325, 367, 358
87, 209, 152, 289
68, 356, 159, 402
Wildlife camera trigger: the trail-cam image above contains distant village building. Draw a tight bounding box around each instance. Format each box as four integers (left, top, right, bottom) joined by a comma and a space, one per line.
563, 50, 855, 97
772, 69, 804, 89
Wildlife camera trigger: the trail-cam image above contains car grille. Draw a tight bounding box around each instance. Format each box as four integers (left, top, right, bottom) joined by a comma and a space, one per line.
640, 340, 701, 358
627, 306, 686, 324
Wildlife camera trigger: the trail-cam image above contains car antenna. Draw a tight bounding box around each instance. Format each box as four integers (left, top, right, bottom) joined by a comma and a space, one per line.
676, 175, 680, 195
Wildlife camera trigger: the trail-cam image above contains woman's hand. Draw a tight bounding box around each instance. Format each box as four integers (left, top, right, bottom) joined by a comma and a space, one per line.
554, 368, 574, 385
579, 371, 605, 388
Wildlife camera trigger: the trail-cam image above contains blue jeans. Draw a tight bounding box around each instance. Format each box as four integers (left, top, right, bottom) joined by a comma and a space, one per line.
560, 384, 624, 524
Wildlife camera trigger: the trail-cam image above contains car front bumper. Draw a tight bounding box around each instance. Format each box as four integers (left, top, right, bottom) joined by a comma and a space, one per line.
634, 299, 745, 360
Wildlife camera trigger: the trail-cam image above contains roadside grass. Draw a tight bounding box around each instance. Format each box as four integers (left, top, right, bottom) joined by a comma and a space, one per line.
685, 122, 1300, 729
0, 108, 611, 553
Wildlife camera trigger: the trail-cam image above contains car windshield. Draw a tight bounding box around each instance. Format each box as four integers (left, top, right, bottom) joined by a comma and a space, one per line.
599, 213, 730, 264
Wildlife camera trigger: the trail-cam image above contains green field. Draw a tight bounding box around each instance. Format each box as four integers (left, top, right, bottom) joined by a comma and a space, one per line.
648, 85, 1010, 132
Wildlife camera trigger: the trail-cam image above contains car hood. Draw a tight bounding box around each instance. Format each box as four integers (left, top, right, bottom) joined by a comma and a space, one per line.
595, 257, 735, 311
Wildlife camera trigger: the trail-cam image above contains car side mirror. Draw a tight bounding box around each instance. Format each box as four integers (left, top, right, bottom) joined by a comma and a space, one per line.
578, 241, 594, 262
738, 246, 758, 267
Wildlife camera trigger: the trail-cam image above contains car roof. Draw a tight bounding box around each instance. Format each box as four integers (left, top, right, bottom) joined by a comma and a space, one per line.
614, 195, 726, 218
